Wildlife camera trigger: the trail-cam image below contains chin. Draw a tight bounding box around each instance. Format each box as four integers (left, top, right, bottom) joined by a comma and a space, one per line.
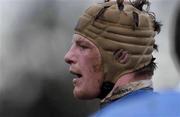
73, 89, 99, 100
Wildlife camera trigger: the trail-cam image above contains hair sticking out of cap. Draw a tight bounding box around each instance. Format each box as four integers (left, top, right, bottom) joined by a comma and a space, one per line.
153, 44, 158, 52
153, 21, 162, 34
117, 0, 124, 11
130, 0, 150, 11
104, 0, 110, 2
148, 12, 162, 34
132, 11, 139, 30
130, 0, 162, 34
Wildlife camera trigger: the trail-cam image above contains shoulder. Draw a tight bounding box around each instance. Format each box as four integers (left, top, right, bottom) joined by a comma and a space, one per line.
93, 91, 180, 117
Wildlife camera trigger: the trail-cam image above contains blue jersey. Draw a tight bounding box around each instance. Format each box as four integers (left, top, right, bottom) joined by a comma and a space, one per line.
93, 89, 180, 117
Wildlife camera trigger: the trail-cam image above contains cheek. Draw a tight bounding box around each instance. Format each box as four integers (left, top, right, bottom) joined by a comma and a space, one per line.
80, 55, 103, 84
91, 56, 102, 74
92, 63, 102, 73
81, 53, 102, 73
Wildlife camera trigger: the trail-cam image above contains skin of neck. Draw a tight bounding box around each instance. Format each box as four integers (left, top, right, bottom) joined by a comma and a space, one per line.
110, 72, 152, 94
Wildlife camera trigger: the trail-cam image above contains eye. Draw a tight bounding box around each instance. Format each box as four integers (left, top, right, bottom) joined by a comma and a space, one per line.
78, 43, 89, 50
75, 40, 91, 50
79, 44, 89, 49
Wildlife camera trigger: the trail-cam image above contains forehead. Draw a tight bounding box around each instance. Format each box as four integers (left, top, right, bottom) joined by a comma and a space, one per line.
72, 34, 96, 47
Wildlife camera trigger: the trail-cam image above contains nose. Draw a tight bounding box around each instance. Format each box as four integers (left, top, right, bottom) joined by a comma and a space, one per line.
64, 48, 76, 65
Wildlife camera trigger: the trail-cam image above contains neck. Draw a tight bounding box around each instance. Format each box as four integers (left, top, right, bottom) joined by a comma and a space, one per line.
100, 72, 152, 104
112, 72, 152, 91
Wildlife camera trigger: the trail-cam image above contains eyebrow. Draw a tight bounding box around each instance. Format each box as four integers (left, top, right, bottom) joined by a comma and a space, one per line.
74, 38, 92, 47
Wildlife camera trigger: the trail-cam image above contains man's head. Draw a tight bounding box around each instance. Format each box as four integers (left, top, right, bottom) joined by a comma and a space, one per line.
65, 0, 161, 99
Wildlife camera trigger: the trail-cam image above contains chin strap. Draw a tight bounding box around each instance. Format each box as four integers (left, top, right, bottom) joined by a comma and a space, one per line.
97, 82, 114, 99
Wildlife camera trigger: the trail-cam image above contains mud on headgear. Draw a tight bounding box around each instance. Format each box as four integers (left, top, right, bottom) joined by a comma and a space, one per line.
74, 0, 161, 91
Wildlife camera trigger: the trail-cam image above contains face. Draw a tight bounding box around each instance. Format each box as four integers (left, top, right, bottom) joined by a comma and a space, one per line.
64, 34, 103, 99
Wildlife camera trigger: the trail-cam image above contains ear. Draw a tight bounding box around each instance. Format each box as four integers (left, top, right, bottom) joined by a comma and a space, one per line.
113, 49, 129, 64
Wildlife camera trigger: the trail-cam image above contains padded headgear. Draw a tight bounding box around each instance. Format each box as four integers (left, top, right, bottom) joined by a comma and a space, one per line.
74, 0, 157, 83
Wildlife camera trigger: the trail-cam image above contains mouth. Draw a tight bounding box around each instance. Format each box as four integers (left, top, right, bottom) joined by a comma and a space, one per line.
70, 71, 82, 78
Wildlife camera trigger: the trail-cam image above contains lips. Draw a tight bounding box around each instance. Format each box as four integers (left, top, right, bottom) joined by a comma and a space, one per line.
70, 71, 82, 78
70, 71, 82, 86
